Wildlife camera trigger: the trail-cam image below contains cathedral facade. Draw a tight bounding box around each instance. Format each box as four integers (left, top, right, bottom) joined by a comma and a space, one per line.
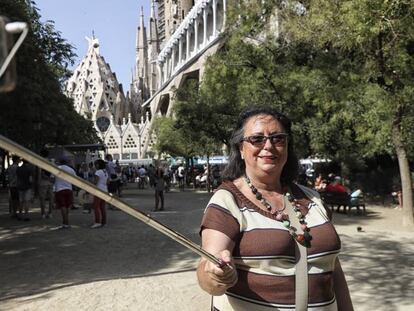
65, 0, 196, 163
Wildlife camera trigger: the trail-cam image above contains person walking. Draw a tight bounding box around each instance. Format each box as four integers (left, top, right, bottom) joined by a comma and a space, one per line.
153, 168, 165, 211
148, 164, 156, 188
77, 162, 93, 214
115, 160, 123, 197
16, 159, 34, 221
7, 155, 20, 218
107, 171, 119, 210
137, 165, 147, 189
38, 167, 53, 218
53, 157, 76, 229
91, 159, 108, 228
177, 164, 185, 190
38, 149, 53, 219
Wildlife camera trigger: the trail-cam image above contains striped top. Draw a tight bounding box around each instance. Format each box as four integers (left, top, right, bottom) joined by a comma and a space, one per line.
200, 181, 341, 311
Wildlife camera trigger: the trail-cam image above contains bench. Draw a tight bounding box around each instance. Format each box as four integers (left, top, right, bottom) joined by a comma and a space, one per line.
320, 191, 366, 214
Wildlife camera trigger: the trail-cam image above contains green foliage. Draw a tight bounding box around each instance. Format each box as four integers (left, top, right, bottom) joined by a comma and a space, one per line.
280, 0, 414, 158
218, 0, 414, 164
161, 0, 413, 221
155, 0, 414, 177
152, 116, 192, 157
174, 72, 241, 147
0, 0, 98, 152
152, 77, 224, 158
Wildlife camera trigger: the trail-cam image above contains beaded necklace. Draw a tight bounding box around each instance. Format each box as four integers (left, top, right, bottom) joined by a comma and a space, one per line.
244, 175, 313, 247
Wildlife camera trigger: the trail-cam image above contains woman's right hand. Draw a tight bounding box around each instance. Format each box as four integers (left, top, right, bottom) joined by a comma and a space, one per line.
197, 249, 238, 296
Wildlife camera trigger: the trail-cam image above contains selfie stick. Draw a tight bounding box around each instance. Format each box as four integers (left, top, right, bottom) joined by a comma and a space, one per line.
0, 21, 28, 78
0, 134, 226, 268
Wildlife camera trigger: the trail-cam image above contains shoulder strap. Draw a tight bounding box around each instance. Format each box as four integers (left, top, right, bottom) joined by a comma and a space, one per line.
285, 196, 308, 311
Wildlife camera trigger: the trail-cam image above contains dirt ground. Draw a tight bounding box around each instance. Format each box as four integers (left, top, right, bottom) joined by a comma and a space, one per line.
0, 185, 413, 311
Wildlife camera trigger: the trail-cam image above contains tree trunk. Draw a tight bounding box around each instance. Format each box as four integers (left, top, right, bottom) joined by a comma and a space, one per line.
392, 123, 414, 226
207, 155, 211, 193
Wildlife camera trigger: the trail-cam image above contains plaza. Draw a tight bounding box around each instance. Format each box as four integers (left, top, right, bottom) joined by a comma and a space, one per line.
1, 1, 414, 310
0, 184, 413, 310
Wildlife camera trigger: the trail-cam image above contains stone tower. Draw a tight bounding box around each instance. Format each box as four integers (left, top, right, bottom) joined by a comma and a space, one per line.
156, 0, 194, 47
129, 0, 165, 119
65, 35, 128, 136
136, 6, 149, 101
127, 0, 198, 126
148, 0, 161, 96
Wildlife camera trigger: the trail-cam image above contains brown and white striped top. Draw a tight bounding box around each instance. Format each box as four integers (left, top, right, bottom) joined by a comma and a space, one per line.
200, 181, 341, 311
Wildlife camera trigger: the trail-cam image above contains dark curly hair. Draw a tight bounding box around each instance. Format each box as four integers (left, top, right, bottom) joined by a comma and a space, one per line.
221, 106, 299, 185
94, 159, 106, 170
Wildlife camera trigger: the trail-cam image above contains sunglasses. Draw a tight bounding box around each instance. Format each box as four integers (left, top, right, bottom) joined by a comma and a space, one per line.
242, 133, 289, 147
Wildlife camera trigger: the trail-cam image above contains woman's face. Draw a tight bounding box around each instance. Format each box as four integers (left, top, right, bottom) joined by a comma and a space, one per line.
239, 114, 288, 177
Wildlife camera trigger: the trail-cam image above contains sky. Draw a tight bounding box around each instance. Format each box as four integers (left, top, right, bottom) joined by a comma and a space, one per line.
34, 0, 151, 90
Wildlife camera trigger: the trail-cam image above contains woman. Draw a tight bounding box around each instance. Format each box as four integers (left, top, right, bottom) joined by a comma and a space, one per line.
197, 107, 353, 310
91, 159, 108, 228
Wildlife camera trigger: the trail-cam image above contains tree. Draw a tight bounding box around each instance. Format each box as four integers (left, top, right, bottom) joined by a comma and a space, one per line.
278, 0, 414, 225
173, 78, 224, 157
153, 79, 223, 191
152, 116, 194, 158
170, 0, 414, 225
0, 0, 99, 153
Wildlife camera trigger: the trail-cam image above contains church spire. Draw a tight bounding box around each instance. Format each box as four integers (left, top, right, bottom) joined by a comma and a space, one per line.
136, 6, 148, 75
86, 33, 100, 55
135, 5, 149, 101
140, 6, 145, 30
151, 0, 156, 19
148, 0, 160, 97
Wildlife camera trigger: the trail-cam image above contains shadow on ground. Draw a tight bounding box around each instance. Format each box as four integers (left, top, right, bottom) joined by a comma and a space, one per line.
1, 187, 413, 310
333, 205, 414, 311
339, 232, 414, 311
0, 186, 210, 302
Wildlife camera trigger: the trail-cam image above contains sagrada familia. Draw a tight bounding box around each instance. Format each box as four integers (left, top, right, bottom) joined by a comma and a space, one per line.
65, 0, 226, 163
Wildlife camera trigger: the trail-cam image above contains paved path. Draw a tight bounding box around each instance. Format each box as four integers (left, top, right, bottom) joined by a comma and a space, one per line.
0, 185, 413, 310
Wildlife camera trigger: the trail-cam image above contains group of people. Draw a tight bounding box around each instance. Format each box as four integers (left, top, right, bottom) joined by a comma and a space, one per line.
7, 151, 173, 227
313, 173, 363, 205
6, 153, 124, 229
8, 155, 34, 221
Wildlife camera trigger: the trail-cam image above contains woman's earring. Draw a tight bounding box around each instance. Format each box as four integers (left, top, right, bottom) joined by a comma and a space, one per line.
241, 154, 244, 160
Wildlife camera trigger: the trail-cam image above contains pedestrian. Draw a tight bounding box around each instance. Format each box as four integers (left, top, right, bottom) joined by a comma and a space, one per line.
7, 155, 20, 218
105, 154, 116, 176
164, 167, 172, 192
115, 160, 123, 197
107, 171, 119, 210
53, 157, 76, 229
137, 165, 147, 189
148, 164, 156, 188
16, 159, 34, 221
91, 159, 108, 228
177, 164, 185, 190
154, 168, 165, 211
78, 162, 93, 214
38, 149, 53, 219
197, 107, 353, 310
